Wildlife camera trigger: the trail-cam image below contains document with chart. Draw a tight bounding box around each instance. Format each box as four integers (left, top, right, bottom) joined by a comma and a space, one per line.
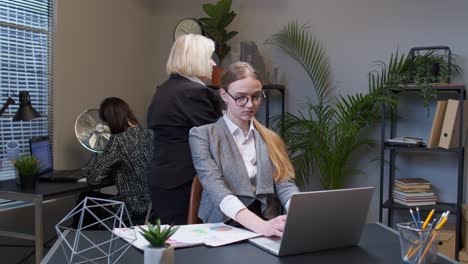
113, 223, 260, 249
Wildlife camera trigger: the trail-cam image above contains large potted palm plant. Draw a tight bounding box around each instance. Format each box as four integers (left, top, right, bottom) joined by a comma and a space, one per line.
267, 22, 410, 189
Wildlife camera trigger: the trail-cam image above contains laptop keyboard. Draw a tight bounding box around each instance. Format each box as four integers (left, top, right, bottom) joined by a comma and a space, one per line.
253, 237, 281, 251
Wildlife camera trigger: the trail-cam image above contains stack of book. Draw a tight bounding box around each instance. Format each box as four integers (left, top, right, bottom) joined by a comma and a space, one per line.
393, 178, 437, 206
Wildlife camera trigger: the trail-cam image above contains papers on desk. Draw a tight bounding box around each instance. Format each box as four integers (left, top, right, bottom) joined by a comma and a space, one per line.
113, 223, 260, 250
77, 177, 87, 183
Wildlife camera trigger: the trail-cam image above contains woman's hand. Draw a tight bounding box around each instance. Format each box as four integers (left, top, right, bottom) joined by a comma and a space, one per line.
235, 209, 287, 238
256, 215, 287, 237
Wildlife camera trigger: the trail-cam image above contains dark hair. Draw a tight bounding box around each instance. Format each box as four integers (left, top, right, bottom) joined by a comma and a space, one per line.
220, 61, 262, 91
99, 97, 140, 134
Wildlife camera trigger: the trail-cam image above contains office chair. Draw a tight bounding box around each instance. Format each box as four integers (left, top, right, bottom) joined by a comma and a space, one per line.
187, 175, 203, 224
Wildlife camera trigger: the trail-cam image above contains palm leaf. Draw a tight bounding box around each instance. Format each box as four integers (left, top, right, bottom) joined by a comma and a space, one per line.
269, 22, 406, 189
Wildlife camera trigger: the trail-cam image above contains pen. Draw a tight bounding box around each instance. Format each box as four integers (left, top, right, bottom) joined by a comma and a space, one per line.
422, 209, 435, 230
429, 218, 437, 230
418, 216, 449, 264
416, 207, 422, 229
435, 211, 449, 227
409, 209, 419, 229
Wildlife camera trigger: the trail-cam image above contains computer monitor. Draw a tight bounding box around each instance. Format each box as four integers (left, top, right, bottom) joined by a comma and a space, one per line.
29, 136, 53, 175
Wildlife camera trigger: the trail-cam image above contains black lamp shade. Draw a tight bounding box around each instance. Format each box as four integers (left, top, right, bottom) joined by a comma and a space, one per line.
13, 91, 41, 121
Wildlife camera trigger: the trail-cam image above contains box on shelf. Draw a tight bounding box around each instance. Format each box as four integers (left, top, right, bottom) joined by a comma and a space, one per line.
438, 226, 456, 259
463, 205, 468, 250
459, 249, 468, 264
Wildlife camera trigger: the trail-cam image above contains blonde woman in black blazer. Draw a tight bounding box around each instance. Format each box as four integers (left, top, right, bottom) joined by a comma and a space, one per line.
147, 34, 222, 225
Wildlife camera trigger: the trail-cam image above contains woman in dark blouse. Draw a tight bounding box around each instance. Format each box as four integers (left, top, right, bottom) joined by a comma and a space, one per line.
84, 97, 153, 222
147, 34, 222, 225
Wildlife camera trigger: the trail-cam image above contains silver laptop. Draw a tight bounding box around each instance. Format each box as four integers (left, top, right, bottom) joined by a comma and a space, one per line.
249, 187, 374, 256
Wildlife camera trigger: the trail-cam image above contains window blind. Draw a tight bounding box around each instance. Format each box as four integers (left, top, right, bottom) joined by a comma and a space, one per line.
0, 0, 53, 181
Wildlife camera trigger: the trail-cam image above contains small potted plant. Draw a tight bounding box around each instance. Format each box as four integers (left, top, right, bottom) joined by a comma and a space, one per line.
140, 219, 178, 264
199, 0, 238, 85
13, 154, 41, 189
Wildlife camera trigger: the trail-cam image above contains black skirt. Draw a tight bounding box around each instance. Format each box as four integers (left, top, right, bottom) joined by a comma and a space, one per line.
150, 181, 192, 225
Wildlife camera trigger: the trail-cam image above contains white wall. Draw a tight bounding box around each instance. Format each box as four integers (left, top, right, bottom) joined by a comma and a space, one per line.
152, 0, 468, 222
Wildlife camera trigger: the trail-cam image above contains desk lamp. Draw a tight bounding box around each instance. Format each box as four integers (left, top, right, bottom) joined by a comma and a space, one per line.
0, 91, 41, 181
13, 91, 41, 121
0, 91, 41, 120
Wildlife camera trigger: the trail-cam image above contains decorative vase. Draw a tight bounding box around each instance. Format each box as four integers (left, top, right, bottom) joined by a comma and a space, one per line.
144, 245, 174, 264
19, 174, 37, 189
211, 66, 224, 86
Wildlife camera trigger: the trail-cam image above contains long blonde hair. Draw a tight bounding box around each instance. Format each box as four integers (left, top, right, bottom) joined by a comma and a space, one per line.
221, 62, 295, 182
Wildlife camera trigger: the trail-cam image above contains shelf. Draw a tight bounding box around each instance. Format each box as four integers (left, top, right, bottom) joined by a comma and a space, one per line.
383, 200, 458, 215
384, 144, 462, 153
391, 83, 465, 93
263, 84, 285, 91
208, 83, 285, 91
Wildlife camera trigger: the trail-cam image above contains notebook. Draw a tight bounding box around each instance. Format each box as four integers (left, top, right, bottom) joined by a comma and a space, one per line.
29, 136, 82, 182
249, 187, 374, 256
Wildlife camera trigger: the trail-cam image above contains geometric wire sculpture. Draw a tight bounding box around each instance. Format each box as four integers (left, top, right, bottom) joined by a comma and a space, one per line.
55, 197, 137, 264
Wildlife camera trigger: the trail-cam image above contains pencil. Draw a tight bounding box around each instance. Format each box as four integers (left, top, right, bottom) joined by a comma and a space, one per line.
422, 209, 435, 230
417, 216, 448, 264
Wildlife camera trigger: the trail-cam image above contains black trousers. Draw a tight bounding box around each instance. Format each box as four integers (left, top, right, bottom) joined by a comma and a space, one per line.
151, 181, 192, 225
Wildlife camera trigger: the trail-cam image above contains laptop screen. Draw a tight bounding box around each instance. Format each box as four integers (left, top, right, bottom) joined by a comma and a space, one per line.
29, 137, 53, 174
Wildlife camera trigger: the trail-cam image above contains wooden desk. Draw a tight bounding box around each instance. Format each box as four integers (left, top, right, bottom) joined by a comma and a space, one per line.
42, 223, 457, 264
0, 172, 109, 264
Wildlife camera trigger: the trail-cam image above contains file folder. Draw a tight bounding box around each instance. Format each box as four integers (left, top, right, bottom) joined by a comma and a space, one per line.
427, 101, 447, 148
438, 99, 468, 149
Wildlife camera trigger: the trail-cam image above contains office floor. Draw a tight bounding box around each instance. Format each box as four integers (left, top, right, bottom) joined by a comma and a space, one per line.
0, 196, 76, 264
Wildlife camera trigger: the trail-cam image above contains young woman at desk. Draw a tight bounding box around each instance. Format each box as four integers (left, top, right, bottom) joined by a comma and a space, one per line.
189, 62, 299, 237
83, 97, 153, 224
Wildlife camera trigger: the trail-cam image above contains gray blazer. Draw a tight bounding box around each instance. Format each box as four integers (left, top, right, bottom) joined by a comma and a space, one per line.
189, 118, 299, 223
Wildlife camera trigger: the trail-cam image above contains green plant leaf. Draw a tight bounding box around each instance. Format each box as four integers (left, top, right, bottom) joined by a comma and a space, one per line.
217, 0, 232, 16
219, 12, 236, 29
202, 4, 217, 18
139, 219, 178, 247
223, 31, 238, 43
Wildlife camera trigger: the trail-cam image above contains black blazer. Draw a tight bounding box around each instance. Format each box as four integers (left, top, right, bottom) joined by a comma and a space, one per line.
147, 74, 222, 189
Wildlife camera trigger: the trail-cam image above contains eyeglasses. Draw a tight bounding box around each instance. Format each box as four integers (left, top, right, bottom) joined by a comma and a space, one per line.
225, 90, 266, 106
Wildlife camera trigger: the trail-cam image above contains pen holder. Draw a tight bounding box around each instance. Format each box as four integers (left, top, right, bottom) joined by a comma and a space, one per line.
398, 222, 439, 264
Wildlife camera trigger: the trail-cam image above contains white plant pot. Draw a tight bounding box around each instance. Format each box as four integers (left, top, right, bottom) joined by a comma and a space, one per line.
144, 245, 174, 264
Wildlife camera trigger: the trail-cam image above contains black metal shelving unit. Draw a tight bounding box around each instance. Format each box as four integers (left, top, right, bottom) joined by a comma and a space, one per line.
379, 84, 466, 259
263, 84, 285, 130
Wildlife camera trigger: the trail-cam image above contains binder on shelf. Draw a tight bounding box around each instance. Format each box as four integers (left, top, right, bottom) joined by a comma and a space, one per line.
427, 100, 448, 148
438, 99, 468, 149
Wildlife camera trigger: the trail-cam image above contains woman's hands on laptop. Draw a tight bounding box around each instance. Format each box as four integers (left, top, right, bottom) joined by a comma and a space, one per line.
235, 208, 286, 238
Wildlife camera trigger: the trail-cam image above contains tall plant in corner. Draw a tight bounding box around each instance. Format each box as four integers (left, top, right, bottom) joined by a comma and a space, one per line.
267, 22, 408, 189
199, 0, 238, 66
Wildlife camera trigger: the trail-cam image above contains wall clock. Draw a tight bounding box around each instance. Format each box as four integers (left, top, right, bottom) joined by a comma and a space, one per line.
174, 18, 202, 40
